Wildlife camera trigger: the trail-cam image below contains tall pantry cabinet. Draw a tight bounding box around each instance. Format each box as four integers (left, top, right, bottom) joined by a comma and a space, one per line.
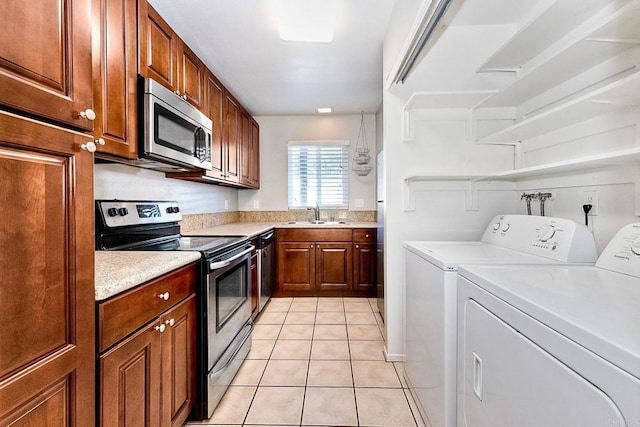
0, 0, 95, 425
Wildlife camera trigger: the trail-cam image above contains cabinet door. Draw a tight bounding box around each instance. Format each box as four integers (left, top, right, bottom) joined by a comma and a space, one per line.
139, 2, 178, 92
100, 322, 162, 427
315, 243, 353, 293
93, 0, 138, 159
354, 243, 376, 294
249, 119, 260, 188
205, 71, 225, 180
0, 112, 95, 426
223, 92, 240, 183
277, 242, 315, 293
239, 109, 252, 186
161, 296, 196, 427
0, 0, 93, 131
178, 43, 205, 110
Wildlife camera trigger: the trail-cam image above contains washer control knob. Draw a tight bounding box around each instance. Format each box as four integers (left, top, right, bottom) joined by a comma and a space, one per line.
501, 223, 510, 232
492, 222, 501, 231
538, 226, 556, 242
630, 239, 640, 255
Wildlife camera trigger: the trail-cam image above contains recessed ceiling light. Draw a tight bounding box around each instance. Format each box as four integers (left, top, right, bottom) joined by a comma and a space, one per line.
317, 107, 332, 114
276, 0, 336, 43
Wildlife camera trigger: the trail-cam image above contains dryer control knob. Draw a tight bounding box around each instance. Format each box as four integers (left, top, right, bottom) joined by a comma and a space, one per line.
538, 226, 556, 242
630, 239, 640, 255
502, 223, 510, 232
492, 222, 501, 231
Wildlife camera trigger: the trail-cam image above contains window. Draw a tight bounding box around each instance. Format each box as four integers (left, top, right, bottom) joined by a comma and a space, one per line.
288, 140, 349, 209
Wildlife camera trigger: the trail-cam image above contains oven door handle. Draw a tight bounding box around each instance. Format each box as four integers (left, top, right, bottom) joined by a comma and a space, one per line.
208, 321, 254, 379
209, 245, 255, 270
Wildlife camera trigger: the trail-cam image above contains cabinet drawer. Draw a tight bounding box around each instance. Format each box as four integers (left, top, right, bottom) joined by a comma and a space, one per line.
98, 263, 196, 352
353, 229, 376, 243
278, 228, 352, 242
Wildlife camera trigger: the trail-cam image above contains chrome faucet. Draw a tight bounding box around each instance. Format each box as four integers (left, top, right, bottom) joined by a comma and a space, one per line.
308, 203, 320, 221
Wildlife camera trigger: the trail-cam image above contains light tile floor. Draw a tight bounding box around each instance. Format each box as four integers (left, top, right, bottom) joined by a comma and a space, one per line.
187, 297, 425, 427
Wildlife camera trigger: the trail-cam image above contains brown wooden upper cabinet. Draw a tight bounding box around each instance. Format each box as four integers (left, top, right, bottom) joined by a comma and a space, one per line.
206, 71, 226, 180
223, 90, 241, 183
0, 0, 94, 131
138, 2, 179, 94
250, 118, 261, 188
92, 0, 139, 159
139, 2, 205, 111
178, 43, 206, 110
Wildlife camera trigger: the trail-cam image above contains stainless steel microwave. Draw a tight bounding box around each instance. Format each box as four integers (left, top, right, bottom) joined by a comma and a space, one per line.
141, 77, 213, 170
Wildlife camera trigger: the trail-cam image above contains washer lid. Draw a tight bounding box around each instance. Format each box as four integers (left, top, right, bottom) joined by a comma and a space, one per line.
459, 264, 640, 379
403, 241, 561, 270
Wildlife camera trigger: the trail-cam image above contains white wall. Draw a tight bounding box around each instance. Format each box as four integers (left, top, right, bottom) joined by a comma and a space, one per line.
94, 163, 239, 214
239, 114, 377, 211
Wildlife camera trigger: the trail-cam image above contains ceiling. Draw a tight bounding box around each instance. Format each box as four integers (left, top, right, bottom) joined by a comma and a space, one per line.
148, 0, 397, 116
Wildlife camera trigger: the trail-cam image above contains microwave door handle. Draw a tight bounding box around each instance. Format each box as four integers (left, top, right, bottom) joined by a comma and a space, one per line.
209, 246, 255, 270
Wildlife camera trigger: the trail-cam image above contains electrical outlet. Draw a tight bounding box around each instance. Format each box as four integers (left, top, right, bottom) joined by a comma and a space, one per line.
253, 199, 260, 209
338, 211, 347, 219
583, 191, 598, 215
224, 199, 229, 210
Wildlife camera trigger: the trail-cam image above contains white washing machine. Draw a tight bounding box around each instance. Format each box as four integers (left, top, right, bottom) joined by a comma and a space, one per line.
403, 215, 597, 427
456, 223, 640, 427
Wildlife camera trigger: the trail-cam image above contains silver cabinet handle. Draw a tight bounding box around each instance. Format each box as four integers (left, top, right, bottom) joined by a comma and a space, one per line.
80, 141, 96, 153
310, 244, 314, 248
155, 324, 166, 333
79, 108, 96, 120
174, 90, 181, 96
182, 94, 187, 100
365, 234, 370, 238
356, 244, 359, 249
165, 318, 175, 327
158, 292, 170, 301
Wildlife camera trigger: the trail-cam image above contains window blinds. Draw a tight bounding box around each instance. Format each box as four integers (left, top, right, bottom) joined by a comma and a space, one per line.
288, 142, 349, 209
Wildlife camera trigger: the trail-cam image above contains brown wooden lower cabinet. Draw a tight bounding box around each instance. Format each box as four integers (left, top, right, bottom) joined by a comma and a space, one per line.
250, 238, 259, 320
275, 228, 376, 297
97, 268, 196, 427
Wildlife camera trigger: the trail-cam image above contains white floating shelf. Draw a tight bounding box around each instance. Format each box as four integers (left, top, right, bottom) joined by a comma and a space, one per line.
477, 71, 640, 143
404, 91, 498, 110
480, 0, 640, 108
406, 147, 640, 183
485, 146, 640, 180
479, 0, 617, 72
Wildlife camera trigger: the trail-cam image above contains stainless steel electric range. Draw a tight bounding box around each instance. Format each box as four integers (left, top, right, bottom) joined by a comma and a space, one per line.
95, 200, 254, 420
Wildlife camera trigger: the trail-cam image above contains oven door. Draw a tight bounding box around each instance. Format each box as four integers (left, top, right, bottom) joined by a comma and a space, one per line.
206, 246, 253, 370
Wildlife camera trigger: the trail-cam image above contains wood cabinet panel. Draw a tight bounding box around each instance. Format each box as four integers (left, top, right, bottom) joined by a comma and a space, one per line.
278, 228, 353, 242
93, 0, 138, 159
315, 243, 353, 292
99, 321, 162, 427
0, 0, 93, 131
224, 91, 240, 183
249, 118, 260, 188
277, 242, 315, 293
178, 44, 205, 110
0, 111, 95, 426
139, 2, 178, 92
354, 243, 376, 294
205, 72, 225, 180
162, 296, 196, 427
239, 110, 252, 186
98, 264, 196, 352
353, 228, 376, 243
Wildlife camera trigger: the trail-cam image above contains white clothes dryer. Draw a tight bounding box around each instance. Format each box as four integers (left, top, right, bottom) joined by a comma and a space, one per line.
403, 215, 597, 427
456, 223, 640, 427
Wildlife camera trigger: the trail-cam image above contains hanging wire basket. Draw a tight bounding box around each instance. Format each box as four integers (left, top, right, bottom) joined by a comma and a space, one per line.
352, 112, 372, 176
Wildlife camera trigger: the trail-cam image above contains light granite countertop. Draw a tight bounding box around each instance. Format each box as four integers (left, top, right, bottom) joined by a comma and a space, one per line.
95, 251, 201, 301
182, 221, 378, 238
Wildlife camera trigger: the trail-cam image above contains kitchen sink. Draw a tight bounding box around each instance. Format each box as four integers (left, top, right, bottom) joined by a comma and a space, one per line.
285, 220, 349, 225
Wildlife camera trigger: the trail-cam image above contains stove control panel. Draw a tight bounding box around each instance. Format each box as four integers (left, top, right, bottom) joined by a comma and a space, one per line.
480, 215, 597, 263
97, 200, 181, 228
